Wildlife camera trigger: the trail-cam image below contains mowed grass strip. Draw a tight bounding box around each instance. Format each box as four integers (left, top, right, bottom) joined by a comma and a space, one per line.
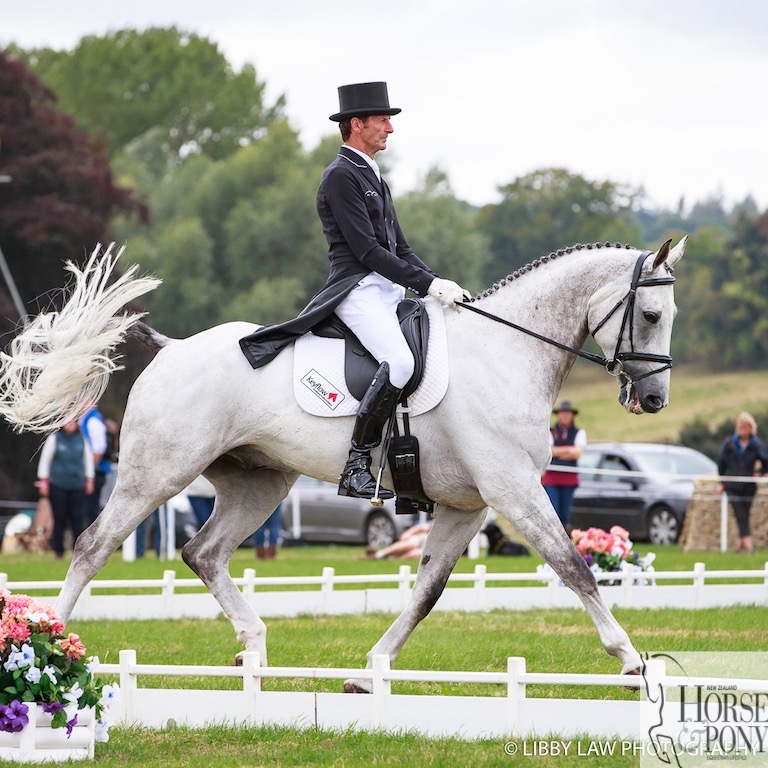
70, 605, 768, 699
70, 725, 644, 768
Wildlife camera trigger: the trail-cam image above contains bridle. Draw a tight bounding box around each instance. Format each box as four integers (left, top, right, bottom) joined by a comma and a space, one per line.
459, 251, 676, 387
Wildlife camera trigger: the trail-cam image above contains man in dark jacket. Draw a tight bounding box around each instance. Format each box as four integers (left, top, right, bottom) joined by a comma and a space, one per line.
240, 82, 470, 500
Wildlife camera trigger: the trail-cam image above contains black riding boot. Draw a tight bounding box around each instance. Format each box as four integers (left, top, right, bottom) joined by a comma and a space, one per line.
338, 362, 401, 499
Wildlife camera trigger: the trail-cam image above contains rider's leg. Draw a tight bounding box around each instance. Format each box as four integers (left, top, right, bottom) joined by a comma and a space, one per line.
335, 274, 414, 499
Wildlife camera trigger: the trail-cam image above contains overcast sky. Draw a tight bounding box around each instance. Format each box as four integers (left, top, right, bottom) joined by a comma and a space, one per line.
4, 0, 768, 212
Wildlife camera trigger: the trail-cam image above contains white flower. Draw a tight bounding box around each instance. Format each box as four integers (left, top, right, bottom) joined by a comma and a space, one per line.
3, 643, 35, 671
94, 720, 110, 743
42, 665, 58, 684
25, 666, 41, 684
99, 683, 120, 709
24, 610, 51, 625
63, 681, 83, 706
86, 656, 100, 674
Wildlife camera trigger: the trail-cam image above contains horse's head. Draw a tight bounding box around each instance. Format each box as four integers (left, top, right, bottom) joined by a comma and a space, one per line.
589, 237, 686, 415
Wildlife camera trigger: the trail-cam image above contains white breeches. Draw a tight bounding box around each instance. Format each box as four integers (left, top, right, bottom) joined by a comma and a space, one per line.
335, 273, 415, 389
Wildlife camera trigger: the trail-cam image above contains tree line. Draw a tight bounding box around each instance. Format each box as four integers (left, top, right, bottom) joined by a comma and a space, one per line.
0, 29, 767, 496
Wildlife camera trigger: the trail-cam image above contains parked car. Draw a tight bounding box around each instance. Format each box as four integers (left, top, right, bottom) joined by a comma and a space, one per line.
571, 442, 717, 545
281, 475, 417, 548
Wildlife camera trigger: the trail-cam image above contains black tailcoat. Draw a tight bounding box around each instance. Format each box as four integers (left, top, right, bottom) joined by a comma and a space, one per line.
240, 146, 437, 368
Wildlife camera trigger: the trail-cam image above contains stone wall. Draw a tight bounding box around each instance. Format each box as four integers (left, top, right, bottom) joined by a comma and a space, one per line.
679, 478, 768, 551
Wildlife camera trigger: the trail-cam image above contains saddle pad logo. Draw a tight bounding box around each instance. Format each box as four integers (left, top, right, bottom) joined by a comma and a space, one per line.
300, 369, 345, 410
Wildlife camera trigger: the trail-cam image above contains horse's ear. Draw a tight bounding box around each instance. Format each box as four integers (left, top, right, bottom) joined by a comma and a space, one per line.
665, 235, 687, 268
651, 239, 672, 271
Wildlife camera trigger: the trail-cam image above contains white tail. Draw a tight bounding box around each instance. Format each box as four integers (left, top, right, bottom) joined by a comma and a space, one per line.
0, 243, 161, 433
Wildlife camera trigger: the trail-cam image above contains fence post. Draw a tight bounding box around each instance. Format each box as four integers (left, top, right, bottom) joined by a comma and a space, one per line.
0, 573, 6, 589
162, 570, 176, 615
640, 657, 667, 745
242, 568, 256, 596
398, 565, 412, 607
119, 650, 137, 724
620, 561, 634, 607
122, 531, 137, 562
506, 656, 527, 736
240, 651, 261, 725
474, 564, 487, 611
371, 654, 391, 729
322, 567, 335, 613
693, 562, 706, 608
763, 562, 768, 605
720, 493, 729, 553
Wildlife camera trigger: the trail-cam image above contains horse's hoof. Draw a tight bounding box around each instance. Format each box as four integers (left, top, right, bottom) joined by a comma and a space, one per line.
623, 666, 642, 676
234, 655, 243, 667
343, 679, 372, 694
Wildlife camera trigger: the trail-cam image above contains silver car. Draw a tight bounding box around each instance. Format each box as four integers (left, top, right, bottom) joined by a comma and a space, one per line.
281, 475, 417, 548
571, 442, 717, 545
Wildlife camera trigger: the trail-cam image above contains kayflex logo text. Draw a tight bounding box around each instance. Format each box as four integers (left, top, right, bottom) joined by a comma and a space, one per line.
301, 369, 345, 410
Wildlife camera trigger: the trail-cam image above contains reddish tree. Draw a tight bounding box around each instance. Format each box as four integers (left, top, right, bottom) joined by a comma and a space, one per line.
0, 52, 146, 502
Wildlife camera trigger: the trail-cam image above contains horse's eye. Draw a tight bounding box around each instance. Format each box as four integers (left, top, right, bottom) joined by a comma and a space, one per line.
643, 310, 661, 324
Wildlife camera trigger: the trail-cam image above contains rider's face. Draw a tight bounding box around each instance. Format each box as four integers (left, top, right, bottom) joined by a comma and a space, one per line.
354, 115, 394, 158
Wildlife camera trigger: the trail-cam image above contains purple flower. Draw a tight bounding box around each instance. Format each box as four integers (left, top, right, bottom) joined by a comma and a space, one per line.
41, 701, 65, 715
0, 700, 30, 733
65, 713, 78, 738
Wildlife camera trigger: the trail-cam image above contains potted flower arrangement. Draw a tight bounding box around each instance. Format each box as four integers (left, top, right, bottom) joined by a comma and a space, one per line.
571, 525, 655, 584
0, 589, 118, 762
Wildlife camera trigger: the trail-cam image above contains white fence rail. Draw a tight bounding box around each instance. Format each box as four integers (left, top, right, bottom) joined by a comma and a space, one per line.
2, 562, 767, 620
98, 651, 768, 740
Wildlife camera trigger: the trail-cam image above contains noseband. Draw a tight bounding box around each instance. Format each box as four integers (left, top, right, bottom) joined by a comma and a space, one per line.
460, 251, 676, 387
588, 251, 676, 383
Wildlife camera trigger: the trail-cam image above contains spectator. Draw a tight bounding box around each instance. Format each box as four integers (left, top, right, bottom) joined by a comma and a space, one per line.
365, 520, 432, 560
37, 420, 94, 559
717, 411, 768, 555
542, 400, 587, 532
184, 475, 216, 528
79, 403, 112, 527
254, 504, 282, 560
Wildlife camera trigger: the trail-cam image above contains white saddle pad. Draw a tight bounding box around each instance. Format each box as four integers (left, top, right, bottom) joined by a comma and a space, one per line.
293, 297, 449, 417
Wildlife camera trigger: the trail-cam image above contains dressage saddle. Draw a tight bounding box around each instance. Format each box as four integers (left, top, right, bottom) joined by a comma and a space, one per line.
310, 297, 430, 401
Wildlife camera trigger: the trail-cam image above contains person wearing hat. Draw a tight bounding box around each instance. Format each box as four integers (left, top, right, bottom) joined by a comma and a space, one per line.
542, 400, 587, 531
240, 81, 470, 500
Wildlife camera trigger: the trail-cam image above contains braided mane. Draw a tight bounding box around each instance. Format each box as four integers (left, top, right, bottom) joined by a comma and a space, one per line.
473, 241, 635, 301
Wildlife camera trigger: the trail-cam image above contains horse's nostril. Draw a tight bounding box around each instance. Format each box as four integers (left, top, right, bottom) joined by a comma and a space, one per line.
644, 395, 664, 412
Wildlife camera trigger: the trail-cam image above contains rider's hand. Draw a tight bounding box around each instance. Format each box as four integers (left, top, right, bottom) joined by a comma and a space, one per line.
427, 278, 472, 307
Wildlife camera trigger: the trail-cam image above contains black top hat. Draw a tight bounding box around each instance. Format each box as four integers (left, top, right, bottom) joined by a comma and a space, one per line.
329, 81, 401, 122
553, 400, 579, 415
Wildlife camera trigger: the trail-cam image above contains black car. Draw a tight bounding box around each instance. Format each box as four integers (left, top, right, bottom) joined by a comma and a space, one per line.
571, 442, 717, 545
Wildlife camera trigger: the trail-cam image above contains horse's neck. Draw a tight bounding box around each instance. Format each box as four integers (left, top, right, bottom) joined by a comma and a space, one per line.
453, 248, 629, 406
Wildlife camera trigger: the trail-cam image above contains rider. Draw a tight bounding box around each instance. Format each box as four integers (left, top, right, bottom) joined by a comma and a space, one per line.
239, 81, 470, 499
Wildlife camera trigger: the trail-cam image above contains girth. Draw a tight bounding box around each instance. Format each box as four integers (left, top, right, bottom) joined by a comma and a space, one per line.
311, 298, 430, 401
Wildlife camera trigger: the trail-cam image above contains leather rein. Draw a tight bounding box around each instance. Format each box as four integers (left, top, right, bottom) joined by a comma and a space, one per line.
459, 251, 676, 386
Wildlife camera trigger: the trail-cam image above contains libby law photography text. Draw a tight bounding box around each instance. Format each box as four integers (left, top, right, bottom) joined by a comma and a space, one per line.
640, 652, 768, 766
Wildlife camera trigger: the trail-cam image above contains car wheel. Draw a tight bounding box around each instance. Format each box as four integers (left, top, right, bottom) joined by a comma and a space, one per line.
365, 512, 397, 549
648, 505, 680, 545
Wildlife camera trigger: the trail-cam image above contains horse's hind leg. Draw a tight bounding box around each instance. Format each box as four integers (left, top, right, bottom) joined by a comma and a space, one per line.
493, 483, 643, 674
56, 481, 176, 622
344, 505, 487, 693
181, 461, 296, 665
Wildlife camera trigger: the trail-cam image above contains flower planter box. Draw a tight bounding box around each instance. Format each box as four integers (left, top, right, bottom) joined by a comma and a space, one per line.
0, 704, 95, 763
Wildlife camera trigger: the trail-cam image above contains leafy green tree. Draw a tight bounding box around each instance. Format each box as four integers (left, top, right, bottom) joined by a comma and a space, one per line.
477, 167, 641, 282
395, 167, 490, 292
0, 51, 144, 499
14, 27, 284, 164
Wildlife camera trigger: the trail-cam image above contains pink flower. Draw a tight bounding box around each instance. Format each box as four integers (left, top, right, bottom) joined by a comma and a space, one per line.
610, 525, 630, 540
7, 623, 31, 643
60, 633, 86, 660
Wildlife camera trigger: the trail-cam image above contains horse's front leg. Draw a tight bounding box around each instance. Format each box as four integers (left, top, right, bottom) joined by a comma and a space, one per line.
344, 505, 487, 693
488, 480, 643, 674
